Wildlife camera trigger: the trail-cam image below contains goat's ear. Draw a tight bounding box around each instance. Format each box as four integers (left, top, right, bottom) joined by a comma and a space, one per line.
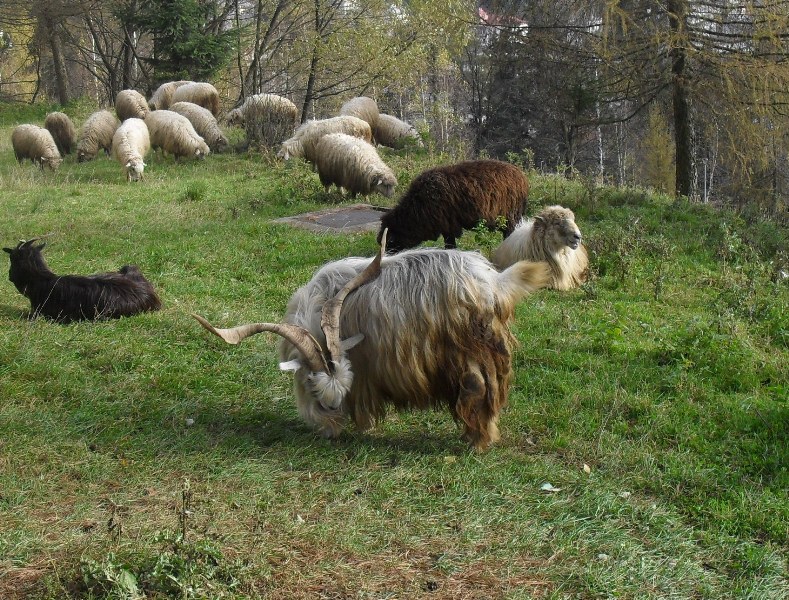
278, 359, 303, 372
3, 247, 12, 254
340, 334, 364, 352
37, 243, 46, 250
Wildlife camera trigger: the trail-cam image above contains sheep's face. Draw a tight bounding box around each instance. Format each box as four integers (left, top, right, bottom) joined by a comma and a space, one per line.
126, 160, 145, 182
541, 209, 582, 252
225, 109, 243, 127
373, 175, 397, 198
41, 156, 63, 171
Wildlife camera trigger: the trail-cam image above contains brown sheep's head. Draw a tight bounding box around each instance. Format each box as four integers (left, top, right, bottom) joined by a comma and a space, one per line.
534, 206, 582, 253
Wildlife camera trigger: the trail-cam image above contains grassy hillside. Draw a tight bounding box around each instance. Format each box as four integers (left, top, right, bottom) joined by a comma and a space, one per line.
0, 103, 786, 599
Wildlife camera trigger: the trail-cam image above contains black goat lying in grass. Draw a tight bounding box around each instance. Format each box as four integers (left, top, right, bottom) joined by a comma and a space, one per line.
3, 239, 161, 322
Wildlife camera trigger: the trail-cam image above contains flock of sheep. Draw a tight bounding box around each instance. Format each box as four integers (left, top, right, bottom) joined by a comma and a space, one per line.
5, 81, 590, 450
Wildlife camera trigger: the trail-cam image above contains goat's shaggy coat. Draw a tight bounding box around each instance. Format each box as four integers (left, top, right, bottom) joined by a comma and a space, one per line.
112, 118, 151, 181
313, 133, 397, 198
378, 159, 529, 252
115, 89, 150, 121
169, 101, 228, 152
196, 246, 550, 450
3, 240, 161, 322
277, 116, 372, 162
44, 112, 77, 155
339, 96, 379, 130
148, 80, 193, 111
11, 125, 63, 170
171, 82, 221, 116
492, 205, 589, 290
145, 110, 210, 159
373, 114, 423, 149
77, 110, 120, 162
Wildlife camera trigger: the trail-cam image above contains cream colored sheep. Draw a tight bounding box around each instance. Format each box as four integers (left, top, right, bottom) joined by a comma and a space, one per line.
144, 110, 210, 159
491, 205, 589, 290
11, 124, 63, 170
148, 80, 193, 110
171, 82, 221, 116
237, 93, 298, 147
313, 133, 396, 198
44, 111, 76, 155
277, 115, 372, 162
169, 101, 228, 152
77, 110, 120, 162
373, 114, 423, 149
339, 96, 379, 130
111, 118, 151, 182
115, 89, 150, 121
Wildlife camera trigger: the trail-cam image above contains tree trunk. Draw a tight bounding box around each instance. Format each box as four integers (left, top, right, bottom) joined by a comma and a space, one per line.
301, 0, 321, 123
668, 0, 692, 198
43, 14, 69, 104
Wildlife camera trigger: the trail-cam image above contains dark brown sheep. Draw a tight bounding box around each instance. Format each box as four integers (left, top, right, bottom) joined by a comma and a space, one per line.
3, 239, 161, 323
377, 160, 529, 252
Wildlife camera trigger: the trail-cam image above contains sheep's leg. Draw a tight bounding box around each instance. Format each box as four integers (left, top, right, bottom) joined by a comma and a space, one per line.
444, 235, 457, 249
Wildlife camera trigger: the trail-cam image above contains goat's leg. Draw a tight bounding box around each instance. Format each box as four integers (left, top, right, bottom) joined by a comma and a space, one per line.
456, 360, 500, 451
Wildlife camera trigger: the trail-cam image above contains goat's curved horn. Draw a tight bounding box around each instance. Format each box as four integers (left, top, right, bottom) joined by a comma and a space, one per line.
192, 314, 329, 373
320, 229, 387, 365
20, 233, 55, 248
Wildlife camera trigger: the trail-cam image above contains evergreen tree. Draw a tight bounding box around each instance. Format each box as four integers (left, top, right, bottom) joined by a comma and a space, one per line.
128, 0, 236, 82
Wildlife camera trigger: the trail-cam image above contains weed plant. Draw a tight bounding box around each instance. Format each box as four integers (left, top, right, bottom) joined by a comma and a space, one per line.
0, 102, 786, 599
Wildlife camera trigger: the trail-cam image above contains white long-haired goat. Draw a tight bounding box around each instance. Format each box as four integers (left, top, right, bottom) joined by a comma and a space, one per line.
492, 205, 589, 290
194, 232, 550, 450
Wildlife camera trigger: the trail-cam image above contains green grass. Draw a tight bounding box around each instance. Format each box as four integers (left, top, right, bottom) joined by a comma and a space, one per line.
0, 102, 786, 599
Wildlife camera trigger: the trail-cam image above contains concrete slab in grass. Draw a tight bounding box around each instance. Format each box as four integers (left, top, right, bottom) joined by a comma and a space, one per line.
273, 204, 388, 233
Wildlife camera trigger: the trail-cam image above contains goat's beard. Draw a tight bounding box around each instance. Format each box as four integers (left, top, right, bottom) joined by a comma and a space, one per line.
294, 357, 354, 438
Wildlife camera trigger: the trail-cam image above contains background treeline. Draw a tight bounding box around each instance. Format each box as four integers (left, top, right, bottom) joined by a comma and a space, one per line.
1, 0, 788, 216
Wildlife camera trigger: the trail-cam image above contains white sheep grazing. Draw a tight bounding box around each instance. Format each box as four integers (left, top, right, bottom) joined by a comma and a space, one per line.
168, 101, 228, 152
225, 93, 298, 127
148, 80, 193, 111
111, 118, 151, 182
77, 110, 120, 162
44, 111, 77, 155
339, 96, 379, 130
144, 110, 210, 159
491, 205, 589, 290
373, 114, 424, 149
277, 116, 372, 162
171, 82, 221, 116
11, 124, 63, 170
313, 133, 397, 198
236, 93, 298, 147
115, 89, 150, 121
